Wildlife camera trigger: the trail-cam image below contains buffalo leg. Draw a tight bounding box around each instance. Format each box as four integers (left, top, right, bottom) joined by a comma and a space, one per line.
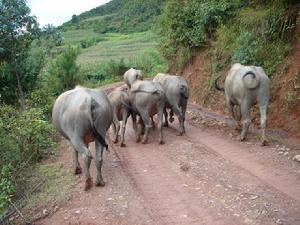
151, 116, 156, 129
111, 120, 118, 143
227, 99, 241, 130
120, 109, 129, 147
169, 109, 174, 123
95, 141, 105, 186
172, 104, 184, 135
83, 155, 92, 190
259, 104, 268, 146
71, 138, 93, 190
163, 108, 169, 127
73, 150, 82, 175
115, 119, 120, 142
140, 114, 152, 144
157, 108, 164, 144
138, 116, 145, 135
240, 102, 251, 141
131, 112, 140, 143
181, 99, 188, 133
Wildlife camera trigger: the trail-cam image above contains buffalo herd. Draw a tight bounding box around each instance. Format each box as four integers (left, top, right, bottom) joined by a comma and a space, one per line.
52, 64, 270, 190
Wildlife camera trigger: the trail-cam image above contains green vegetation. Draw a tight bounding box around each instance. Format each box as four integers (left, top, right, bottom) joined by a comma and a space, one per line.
61, 0, 165, 33
159, 0, 298, 76
42, 46, 82, 96
2, 0, 297, 219
22, 163, 76, 209
0, 0, 40, 109
159, 0, 241, 68
213, 4, 294, 76
76, 32, 157, 63
0, 0, 167, 217
0, 0, 56, 216
79, 47, 167, 87
60, 30, 167, 87
0, 105, 56, 214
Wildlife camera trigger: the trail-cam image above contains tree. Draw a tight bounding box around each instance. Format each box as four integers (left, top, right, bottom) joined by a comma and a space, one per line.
71, 14, 78, 24
42, 24, 63, 47
42, 46, 81, 95
0, 0, 39, 110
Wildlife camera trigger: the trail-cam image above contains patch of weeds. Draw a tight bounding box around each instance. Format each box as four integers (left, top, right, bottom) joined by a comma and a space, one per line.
22, 163, 77, 209
285, 91, 296, 106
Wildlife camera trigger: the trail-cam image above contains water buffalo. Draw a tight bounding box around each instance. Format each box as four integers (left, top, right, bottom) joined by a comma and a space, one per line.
215, 63, 270, 145
123, 68, 143, 88
52, 86, 113, 190
108, 88, 131, 147
123, 68, 165, 144
153, 73, 189, 135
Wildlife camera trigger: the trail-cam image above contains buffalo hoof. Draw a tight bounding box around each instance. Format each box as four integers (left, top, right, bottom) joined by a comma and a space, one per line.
261, 140, 269, 146
112, 139, 118, 144
120, 142, 126, 147
95, 180, 105, 187
177, 132, 183, 136
159, 140, 165, 145
84, 177, 93, 191
136, 136, 141, 143
169, 117, 175, 123
141, 139, 148, 144
235, 125, 242, 131
74, 166, 82, 175
240, 137, 246, 142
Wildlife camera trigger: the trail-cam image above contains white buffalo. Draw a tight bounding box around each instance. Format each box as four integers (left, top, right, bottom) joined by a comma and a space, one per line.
123, 68, 166, 144
216, 63, 270, 145
153, 73, 189, 135
52, 86, 113, 190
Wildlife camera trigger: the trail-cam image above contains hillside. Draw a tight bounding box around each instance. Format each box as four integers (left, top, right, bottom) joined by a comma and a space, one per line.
161, 0, 300, 138
60, 0, 165, 33
56, 0, 167, 88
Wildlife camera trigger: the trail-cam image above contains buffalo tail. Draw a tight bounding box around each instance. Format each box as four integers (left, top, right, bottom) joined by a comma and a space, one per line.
91, 99, 109, 151
215, 76, 225, 92
180, 85, 189, 99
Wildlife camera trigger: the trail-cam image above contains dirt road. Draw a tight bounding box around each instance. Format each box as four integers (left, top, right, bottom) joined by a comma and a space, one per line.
37, 103, 300, 225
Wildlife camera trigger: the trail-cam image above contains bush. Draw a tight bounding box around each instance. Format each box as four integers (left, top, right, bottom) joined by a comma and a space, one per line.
80, 48, 168, 87
0, 105, 56, 215
160, 0, 297, 75
0, 165, 15, 214
159, 0, 242, 67
27, 89, 55, 119
42, 45, 82, 95
79, 59, 128, 87
79, 37, 106, 48
129, 48, 168, 75
213, 5, 292, 76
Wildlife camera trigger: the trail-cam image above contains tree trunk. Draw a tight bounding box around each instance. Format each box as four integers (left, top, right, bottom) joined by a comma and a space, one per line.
10, 33, 25, 110
16, 71, 25, 111
12, 54, 25, 111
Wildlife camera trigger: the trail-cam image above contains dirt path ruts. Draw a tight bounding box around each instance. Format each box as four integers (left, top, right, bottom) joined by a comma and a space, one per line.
37, 103, 300, 225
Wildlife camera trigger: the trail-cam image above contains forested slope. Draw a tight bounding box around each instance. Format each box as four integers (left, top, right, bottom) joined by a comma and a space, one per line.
60, 0, 166, 33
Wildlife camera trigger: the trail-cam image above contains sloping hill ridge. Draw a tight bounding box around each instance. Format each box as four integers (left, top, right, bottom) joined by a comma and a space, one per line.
60, 0, 165, 33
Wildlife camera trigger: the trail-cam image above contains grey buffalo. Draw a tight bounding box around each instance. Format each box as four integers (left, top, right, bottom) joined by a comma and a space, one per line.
124, 68, 166, 144
52, 86, 113, 190
215, 63, 270, 145
123, 68, 143, 88
153, 73, 189, 135
108, 88, 131, 147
